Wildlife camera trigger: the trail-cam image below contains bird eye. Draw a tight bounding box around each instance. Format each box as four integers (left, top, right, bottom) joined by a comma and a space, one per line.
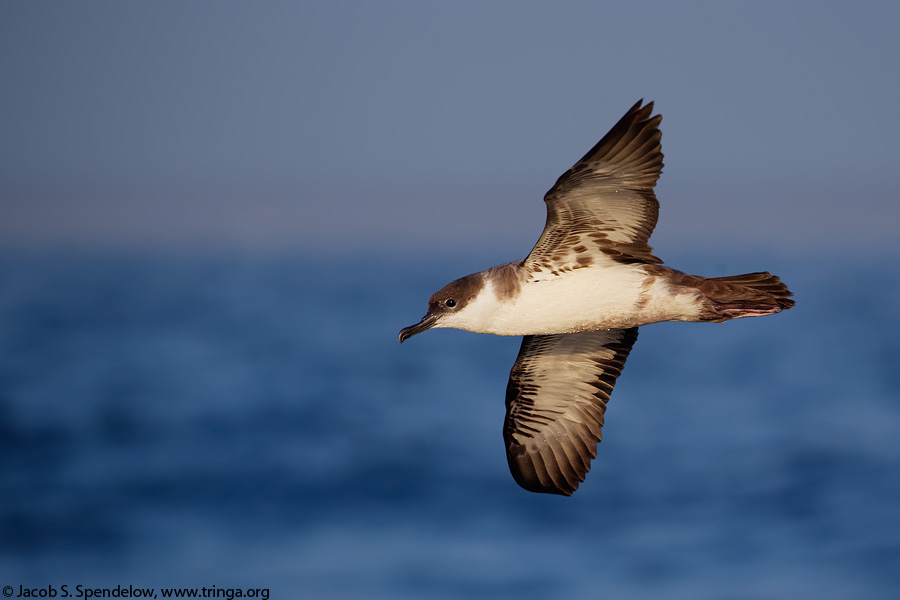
445, 298, 457, 308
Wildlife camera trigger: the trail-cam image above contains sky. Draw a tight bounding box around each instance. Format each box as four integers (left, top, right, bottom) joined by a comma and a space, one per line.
2, 1, 898, 256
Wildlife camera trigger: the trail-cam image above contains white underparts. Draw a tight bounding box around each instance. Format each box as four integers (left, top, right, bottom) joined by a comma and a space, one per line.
437, 263, 705, 336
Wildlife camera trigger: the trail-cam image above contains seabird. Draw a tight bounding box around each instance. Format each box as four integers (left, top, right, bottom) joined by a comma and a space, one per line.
399, 100, 794, 496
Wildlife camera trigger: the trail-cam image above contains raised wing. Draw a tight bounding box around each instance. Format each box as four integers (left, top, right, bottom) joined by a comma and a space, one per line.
524, 100, 664, 279
504, 328, 639, 495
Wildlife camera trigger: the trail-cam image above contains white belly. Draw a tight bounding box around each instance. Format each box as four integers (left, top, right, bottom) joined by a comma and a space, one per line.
454, 264, 704, 336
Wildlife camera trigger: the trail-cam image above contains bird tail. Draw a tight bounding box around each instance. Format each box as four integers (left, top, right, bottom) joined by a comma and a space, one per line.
694, 271, 795, 322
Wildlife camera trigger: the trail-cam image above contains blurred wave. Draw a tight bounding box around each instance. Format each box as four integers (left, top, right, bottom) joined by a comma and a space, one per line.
0, 251, 898, 599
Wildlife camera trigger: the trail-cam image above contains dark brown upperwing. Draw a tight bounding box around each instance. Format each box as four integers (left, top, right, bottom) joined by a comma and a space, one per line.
503, 328, 639, 495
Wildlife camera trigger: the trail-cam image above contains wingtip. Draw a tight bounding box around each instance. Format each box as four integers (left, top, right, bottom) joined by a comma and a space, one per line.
628, 98, 655, 116
508, 452, 578, 496
635, 99, 657, 123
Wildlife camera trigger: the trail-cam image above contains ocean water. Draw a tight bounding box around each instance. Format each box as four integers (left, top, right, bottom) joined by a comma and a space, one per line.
1, 250, 898, 599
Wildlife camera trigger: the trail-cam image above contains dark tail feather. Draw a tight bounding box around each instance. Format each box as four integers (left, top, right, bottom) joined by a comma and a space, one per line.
709, 272, 795, 310
697, 271, 795, 322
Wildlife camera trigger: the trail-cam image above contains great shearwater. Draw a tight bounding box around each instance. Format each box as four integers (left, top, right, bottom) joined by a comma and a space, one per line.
399, 100, 794, 496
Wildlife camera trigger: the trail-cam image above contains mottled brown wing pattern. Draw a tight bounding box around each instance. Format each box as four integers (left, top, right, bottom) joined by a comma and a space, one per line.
524, 100, 664, 280
503, 328, 639, 495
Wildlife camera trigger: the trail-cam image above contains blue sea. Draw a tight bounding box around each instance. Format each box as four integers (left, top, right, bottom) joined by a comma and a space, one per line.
1, 250, 898, 599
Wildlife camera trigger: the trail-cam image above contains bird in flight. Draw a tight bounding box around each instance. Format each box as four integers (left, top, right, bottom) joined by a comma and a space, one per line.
399, 100, 794, 495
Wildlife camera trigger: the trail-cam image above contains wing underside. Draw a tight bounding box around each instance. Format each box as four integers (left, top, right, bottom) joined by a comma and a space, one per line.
524, 100, 664, 279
